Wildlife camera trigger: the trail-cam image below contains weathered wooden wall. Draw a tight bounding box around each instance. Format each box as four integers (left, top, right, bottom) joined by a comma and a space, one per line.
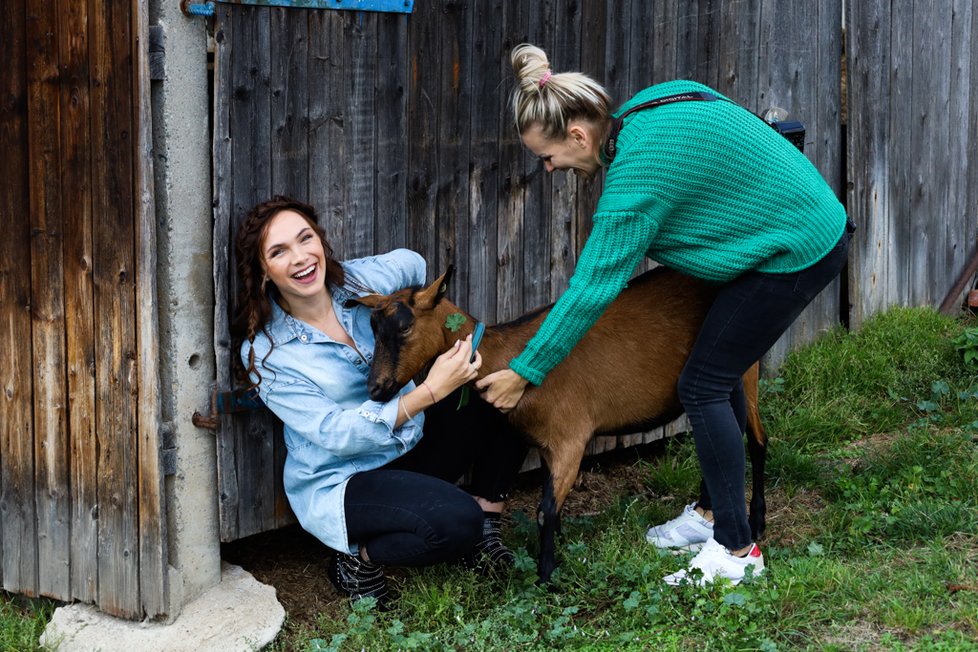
212, 0, 847, 542
0, 0, 166, 619
847, 1, 978, 324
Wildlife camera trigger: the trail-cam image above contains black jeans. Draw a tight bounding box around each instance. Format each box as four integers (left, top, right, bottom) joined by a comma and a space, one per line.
678, 230, 851, 550
344, 389, 528, 567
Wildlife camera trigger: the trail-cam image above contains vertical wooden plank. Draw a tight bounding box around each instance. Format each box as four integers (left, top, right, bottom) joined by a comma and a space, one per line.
406, 1, 440, 269
212, 5, 241, 542
465, 0, 503, 318
133, 0, 167, 618
969, 2, 978, 280
603, 0, 632, 141
675, 0, 700, 79
626, 0, 656, 98
345, 11, 378, 259
374, 13, 410, 254
695, 0, 721, 87
26, 0, 71, 600
847, 1, 892, 327
435, 1, 473, 296
0, 0, 38, 598
968, 0, 978, 296
717, 0, 759, 105
946, 0, 974, 297
58, 0, 98, 604
270, 7, 309, 200
885, 4, 914, 310
653, 0, 680, 83
814, 0, 844, 195
90, 0, 140, 617
909, 2, 951, 307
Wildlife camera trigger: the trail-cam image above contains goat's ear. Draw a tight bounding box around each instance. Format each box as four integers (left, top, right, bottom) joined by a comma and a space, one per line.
345, 294, 383, 309
415, 266, 454, 309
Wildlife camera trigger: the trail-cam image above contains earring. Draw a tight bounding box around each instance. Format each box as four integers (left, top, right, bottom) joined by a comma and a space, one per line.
260, 275, 269, 294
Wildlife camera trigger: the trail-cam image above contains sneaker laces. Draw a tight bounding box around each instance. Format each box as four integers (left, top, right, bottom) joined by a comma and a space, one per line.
462, 512, 515, 575
329, 551, 389, 605
651, 503, 701, 534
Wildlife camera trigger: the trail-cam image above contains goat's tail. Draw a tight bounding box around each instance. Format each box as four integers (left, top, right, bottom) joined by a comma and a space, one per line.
742, 362, 767, 447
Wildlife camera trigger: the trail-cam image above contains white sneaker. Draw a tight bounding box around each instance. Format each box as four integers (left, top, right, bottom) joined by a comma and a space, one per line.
646, 503, 714, 552
662, 537, 765, 586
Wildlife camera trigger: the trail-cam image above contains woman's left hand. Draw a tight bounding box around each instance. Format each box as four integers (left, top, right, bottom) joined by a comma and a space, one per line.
475, 368, 529, 412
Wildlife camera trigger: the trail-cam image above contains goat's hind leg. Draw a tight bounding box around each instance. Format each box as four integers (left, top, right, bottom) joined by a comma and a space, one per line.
535, 437, 589, 585
747, 426, 767, 540
696, 478, 712, 512
536, 465, 560, 586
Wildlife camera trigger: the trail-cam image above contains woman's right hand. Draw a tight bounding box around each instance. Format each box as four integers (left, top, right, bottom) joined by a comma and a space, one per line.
422, 335, 482, 401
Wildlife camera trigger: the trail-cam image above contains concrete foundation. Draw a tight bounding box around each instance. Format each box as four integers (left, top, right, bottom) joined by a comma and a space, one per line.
40, 564, 285, 652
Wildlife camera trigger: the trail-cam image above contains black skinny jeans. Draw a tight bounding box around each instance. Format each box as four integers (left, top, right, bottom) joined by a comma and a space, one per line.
678, 229, 851, 551
344, 389, 528, 567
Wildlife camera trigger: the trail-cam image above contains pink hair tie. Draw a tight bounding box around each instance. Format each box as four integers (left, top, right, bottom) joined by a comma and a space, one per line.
539, 70, 552, 88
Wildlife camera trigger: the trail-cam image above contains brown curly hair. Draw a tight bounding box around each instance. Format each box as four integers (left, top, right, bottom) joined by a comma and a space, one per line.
233, 195, 346, 390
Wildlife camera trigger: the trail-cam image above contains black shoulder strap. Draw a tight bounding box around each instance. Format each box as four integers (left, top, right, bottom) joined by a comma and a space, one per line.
604, 91, 720, 161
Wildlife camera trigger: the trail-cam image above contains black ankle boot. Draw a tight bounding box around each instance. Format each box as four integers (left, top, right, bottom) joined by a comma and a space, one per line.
328, 551, 391, 609
462, 512, 515, 575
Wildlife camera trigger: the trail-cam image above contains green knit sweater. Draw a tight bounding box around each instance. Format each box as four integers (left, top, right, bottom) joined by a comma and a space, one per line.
510, 80, 847, 386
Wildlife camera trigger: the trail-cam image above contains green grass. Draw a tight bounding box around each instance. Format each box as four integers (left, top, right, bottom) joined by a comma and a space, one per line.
273, 307, 978, 651
5, 306, 978, 650
0, 594, 54, 652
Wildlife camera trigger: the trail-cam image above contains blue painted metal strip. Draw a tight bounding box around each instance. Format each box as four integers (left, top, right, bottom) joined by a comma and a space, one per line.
185, 0, 414, 15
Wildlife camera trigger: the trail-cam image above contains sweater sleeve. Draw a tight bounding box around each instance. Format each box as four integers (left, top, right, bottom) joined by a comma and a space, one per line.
510, 210, 659, 385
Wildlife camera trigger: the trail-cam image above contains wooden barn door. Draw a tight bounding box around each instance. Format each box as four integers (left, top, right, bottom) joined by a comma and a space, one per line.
210, 1, 846, 542
0, 0, 166, 620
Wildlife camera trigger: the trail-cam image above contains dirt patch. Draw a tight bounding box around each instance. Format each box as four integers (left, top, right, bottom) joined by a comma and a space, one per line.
760, 486, 829, 548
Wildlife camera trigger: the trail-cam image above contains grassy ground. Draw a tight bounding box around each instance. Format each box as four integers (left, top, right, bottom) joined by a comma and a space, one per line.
0, 594, 54, 652
4, 306, 978, 651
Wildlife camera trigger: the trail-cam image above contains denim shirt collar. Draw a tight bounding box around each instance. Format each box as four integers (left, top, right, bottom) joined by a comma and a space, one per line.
265, 284, 372, 354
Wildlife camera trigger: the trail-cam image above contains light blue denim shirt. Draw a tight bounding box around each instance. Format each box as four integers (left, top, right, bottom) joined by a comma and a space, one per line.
240, 249, 427, 554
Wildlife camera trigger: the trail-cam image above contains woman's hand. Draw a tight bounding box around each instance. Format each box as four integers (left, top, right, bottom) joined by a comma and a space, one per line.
475, 368, 529, 412
422, 335, 482, 401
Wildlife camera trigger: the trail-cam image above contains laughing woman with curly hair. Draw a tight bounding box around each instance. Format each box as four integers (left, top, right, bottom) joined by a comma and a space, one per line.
235, 196, 527, 608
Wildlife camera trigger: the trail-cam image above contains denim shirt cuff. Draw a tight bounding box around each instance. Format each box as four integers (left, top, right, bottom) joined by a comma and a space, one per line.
357, 398, 399, 429
356, 398, 416, 451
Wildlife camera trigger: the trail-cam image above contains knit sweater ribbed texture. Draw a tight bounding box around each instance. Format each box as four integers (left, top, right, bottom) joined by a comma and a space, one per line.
510, 80, 847, 386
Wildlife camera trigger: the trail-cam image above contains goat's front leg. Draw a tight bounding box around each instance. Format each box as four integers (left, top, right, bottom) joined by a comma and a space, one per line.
536, 437, 589, 584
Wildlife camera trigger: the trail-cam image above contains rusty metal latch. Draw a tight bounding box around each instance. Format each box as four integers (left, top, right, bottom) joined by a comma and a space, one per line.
192, 386, 264, 430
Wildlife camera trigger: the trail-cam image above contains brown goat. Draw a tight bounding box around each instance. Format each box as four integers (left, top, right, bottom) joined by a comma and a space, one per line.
353, 265, 766, 583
